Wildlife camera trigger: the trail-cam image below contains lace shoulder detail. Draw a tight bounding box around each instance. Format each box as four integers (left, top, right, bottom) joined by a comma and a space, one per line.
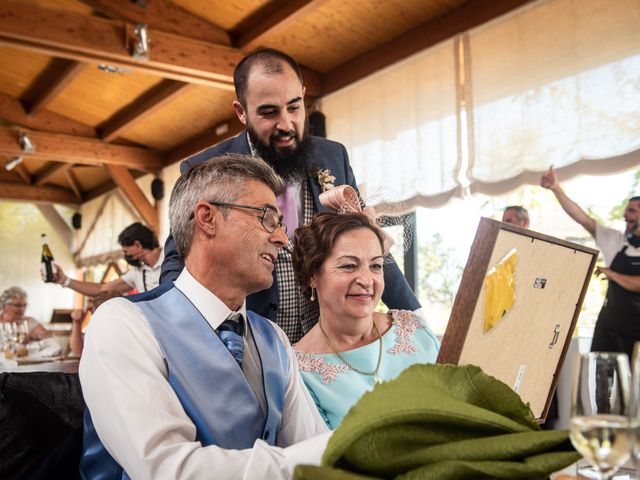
387, 309, 426, 355
294, 349, 348, 385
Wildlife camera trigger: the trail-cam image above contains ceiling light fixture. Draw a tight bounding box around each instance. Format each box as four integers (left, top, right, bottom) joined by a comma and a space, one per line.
4, 156, 23, 171
19, 132, 35, 153
131, 24, 149, 60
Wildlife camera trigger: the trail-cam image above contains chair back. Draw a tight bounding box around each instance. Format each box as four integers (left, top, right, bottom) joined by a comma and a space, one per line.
0, 372, 84, 480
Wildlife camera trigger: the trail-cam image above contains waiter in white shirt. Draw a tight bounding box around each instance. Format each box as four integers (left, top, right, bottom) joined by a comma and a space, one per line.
54, 222, 163, 295
79, 153, 330, 479
541, 166, 640, 359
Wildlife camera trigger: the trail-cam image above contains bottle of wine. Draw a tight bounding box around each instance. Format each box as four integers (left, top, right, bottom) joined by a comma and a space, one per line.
41, 233, 55, 283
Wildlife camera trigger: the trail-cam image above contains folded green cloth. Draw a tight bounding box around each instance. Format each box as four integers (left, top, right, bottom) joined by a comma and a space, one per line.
294, 364, 580, 480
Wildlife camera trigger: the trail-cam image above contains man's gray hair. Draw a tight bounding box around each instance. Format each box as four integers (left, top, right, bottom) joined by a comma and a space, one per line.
0, 286, 27, 307
169, 153, 286, 259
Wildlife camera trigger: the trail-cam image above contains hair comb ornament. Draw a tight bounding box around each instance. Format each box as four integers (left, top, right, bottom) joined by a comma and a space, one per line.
319, 185, 397, 256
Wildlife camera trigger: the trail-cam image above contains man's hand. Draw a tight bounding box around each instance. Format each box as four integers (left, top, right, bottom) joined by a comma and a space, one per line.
595, 266, 612, 280
540, 166, 558, 190
52, 263, 67, 285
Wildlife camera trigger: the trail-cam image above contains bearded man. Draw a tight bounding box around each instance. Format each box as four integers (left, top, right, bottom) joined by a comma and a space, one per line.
161, 48, 421, 343
541, 166, 640, 359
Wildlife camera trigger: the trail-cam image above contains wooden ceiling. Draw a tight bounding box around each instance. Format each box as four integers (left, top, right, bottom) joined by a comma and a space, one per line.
0, 0, 534, 228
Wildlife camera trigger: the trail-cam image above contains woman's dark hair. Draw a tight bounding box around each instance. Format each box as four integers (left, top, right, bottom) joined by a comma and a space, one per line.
117, 222, 159, 250
292, 212, 385, 299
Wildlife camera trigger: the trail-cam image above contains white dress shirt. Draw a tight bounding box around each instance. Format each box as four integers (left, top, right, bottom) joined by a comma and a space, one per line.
80, 268, 330, 480
596, 223, 640, 266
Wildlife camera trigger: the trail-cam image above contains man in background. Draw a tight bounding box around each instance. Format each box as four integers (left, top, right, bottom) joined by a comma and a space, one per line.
54, 222, 163, 296
161, 48, 421, 343
541, 166, 640, 359
502, 206, 530, 228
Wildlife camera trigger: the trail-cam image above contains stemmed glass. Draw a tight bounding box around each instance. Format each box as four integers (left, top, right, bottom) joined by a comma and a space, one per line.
570, 352, 632, 479
629, 343, 640, 472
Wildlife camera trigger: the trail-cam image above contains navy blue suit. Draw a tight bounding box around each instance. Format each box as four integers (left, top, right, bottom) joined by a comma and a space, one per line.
161, 131, 420, 321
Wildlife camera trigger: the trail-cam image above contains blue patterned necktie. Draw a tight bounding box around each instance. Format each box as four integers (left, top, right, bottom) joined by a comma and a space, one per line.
217, 313, 245, 367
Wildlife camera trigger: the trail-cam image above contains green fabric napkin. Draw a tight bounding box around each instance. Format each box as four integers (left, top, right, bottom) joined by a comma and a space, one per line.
294, 364, 580, 480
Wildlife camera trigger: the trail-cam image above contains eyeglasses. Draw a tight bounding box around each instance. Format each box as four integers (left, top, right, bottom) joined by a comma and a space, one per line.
204, 201, 287, 234
6, 303, 27, 308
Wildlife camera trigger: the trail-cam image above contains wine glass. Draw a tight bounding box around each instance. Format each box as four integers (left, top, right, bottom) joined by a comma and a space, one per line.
629, 343, 640, 471
570, 352, 632, 479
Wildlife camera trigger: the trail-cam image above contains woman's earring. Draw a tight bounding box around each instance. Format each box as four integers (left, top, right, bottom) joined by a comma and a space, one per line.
310, 287, 316, 302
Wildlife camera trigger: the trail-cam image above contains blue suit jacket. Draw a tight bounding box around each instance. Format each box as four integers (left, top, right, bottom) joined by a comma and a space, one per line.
161, 131, 420, 320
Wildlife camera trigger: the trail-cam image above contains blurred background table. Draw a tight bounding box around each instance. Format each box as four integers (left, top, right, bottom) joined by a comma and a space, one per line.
0, 357, 79, 373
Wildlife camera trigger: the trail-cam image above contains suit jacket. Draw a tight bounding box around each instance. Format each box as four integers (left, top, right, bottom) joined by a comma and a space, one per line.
161, 131, 421, 321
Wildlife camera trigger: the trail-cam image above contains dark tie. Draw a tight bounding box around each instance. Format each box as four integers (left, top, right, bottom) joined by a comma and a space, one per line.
217, 313, 245, 368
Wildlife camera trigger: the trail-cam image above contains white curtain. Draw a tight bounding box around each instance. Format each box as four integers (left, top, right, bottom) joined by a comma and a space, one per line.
320, 0, 640, 207
467, 0, 640, 194
320, 39, 460, 210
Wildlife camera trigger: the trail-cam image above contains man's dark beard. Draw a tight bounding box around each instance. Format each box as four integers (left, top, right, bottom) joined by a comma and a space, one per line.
247, 124, 314, 184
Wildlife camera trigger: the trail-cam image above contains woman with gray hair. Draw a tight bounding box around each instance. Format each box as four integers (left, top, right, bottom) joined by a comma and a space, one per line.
0, 286, 50, 340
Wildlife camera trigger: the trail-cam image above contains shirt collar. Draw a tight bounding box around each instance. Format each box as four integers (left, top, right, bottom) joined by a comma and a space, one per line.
174, 267, 247, 331
246, 131, 257, 157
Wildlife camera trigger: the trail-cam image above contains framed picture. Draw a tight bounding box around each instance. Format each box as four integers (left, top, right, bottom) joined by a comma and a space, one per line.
437, 217, 598, 421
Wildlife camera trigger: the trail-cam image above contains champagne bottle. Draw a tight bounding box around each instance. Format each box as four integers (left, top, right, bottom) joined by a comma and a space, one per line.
41, 233, 55, 283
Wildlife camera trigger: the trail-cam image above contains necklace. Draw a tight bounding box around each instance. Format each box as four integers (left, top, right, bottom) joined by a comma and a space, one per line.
318, 318, 383, 383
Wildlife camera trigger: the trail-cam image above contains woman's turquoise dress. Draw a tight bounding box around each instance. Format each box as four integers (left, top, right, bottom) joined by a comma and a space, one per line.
294, 309, 440, 429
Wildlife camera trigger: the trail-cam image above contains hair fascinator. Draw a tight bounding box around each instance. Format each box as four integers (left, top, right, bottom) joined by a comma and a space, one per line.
319, 185, 411, 259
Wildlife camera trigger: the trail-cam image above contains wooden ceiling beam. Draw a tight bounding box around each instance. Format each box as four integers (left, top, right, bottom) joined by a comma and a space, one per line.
0, 2, 324, 97
79, 0, 231, 46
0, 126, 164, 172
106, 164, 158, 233
236, 0, 329, 51
100, 80, 192, 142
65, 168, 83, 200
0, 1, 240, 91
27, 61, 86, 116
0, 92, 96, 137
0, 182, 79, 205
166, 115, 245, 165
14, 163, 32, 184
323, 0, 535, 94
34, 161, 71, 186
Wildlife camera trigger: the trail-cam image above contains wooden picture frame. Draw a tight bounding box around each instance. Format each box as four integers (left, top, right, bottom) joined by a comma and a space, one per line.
437, 217, 598, 421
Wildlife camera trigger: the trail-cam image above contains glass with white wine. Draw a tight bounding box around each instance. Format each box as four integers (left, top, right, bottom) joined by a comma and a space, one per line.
629, 343, 640, 472
570, 352, 631, 479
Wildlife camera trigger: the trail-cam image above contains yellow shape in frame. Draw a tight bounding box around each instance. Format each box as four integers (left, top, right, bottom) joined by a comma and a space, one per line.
483, 248, 518, 333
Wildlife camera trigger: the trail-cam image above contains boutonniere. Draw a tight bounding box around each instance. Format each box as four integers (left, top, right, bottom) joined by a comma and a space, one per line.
316, 168, 336, 193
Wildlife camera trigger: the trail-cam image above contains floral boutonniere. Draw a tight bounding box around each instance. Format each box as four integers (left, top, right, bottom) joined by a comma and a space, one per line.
316, 168, 336, 193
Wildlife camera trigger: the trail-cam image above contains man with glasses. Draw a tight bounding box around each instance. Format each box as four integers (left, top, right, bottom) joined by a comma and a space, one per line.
80, 154, 330, 479
161, 48, 421, 344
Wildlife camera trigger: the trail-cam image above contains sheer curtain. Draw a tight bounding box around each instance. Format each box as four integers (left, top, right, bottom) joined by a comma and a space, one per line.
320, 0, 640, 207
320, 39, 460, 210
467, 0, 640, 194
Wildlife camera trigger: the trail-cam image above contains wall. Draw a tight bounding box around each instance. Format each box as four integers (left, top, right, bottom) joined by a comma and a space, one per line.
0, 201, 75, 325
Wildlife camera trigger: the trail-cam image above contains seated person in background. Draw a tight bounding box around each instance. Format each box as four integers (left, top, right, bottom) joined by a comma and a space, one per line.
79, 154, 329, 479
52, 222, 163, 296
291, 212, 440, 429
501, 205, 530, 228
0, 286, 50, 340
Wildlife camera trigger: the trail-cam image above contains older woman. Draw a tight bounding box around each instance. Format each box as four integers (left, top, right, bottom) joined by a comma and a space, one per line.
0, 286, 50, 340
292, 212, 440, 429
